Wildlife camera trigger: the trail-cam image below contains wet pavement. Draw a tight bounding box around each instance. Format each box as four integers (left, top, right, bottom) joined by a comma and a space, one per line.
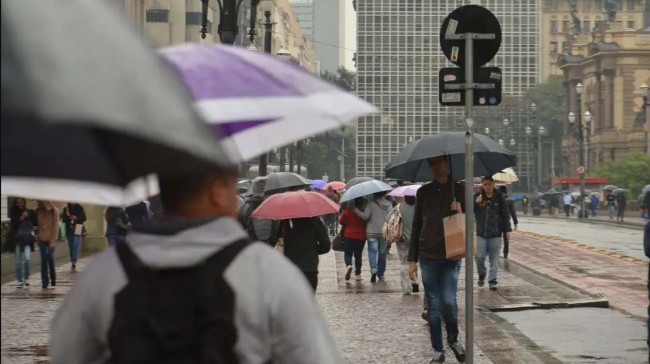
518, 216, 646, 261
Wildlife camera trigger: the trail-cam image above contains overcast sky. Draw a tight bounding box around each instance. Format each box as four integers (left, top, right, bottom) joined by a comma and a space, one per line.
343, 0, 356, 70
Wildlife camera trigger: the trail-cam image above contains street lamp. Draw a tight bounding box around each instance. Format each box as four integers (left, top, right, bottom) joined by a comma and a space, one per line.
503, 118, 509, 127
509, 138, 516, 147
525, 125, 532, 136
276, 47, 291, 61
484, 127, 490, 135
571, 81, 587, 217
641, 83, 649, 156
530, 102, 537, 113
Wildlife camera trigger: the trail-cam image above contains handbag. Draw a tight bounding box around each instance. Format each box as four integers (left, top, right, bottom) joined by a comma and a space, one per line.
332, 224, 345, 252
74, 223, 84, 236
443, 213, 477, 260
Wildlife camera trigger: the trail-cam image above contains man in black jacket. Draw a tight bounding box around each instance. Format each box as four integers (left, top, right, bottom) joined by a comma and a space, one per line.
408, 156, 466, 363
475, 177, 511, 291
498, 186, 518, 259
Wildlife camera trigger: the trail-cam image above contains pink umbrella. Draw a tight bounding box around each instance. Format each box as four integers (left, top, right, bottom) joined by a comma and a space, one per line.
252, 191, 339, 220
324, 181, 346, 191
389, 185, 421, 197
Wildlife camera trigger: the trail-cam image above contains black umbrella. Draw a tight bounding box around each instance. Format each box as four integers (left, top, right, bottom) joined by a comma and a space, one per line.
265, 172, 311, 194
541, 190, 564, 202
346, 176, 373, 189
384, 132, 517, 182
1, 0, 232, 205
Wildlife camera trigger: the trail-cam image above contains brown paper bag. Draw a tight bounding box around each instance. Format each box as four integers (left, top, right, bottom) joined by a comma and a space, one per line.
74, 224, 84, 236
443, 213, 476, 260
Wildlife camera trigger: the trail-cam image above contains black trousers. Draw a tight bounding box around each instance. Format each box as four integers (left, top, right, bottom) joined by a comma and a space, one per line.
502, 231, 510, 258
303, 271, 318, 293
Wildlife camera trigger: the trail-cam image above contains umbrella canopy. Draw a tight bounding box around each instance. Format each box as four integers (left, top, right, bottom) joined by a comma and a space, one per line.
346, 177, 373, 189
541, 189, 564, 201
310, 179, 327, 190
643, 185, 650, 193
265, 172, 311, 193
324, 181, 346, 191
388, 185, 421, 197
251, 191, 339, 220
612, 188, 629, 195
384, 133, 517, 182
492, 168, 519, 182
340, 180, 392, 203
1, 0, 231, 206
159, 44, 378, 162
602, 185, 618, 191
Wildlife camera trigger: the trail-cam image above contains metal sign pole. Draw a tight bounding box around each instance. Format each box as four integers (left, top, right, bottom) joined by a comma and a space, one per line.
464, 32, 475, 364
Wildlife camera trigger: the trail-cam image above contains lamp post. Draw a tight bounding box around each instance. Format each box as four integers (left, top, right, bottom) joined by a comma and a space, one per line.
256, 6, 274, 176
583, 110, 592, 171
525, 125, 532, 194
642, 83, 649, 156
570, 81, 586, 218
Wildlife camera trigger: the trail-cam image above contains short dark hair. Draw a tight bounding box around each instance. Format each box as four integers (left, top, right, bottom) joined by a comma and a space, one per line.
404, 196, 416, 205
482, 176, 494, 183
158, 166, 238, 211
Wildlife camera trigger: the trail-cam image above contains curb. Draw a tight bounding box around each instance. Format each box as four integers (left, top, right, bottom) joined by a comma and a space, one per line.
486, 298, 609, 312
516, 231, 647, 266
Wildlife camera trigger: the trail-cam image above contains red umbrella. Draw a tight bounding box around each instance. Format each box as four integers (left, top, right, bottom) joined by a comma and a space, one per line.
324, 181, 346, 191
251, 191, 339, 220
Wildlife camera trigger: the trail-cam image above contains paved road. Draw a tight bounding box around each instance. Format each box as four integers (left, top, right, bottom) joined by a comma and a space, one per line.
518, 216, 646, 261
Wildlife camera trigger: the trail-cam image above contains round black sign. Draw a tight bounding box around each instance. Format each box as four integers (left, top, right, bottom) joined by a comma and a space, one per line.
439, 5, 502, 67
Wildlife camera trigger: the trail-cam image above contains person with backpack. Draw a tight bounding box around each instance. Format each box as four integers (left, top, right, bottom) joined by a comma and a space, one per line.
281, 217, 331, 292
475, 177, 512, 291
387, 195, 419, 295
35, 200, 60, 289
62, 203, 87, 270
354, 192, 392, 282
105, 207, 132, 248
50, 161, 343, 364
237, 176, 280, 246
8, 198, 36, 287
498, 186, 518, 259
339, 197, 367, 281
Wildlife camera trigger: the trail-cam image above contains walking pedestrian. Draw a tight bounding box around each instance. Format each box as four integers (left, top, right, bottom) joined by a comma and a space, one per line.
324, 186, 340, 236
563, 192, 572, 217
550, 194, 560, 218
354, 192, 392, 282
616, 194, 627, 222
339, 197, 367, 281
475, 177, 511, 291
125, 200, 152, 225
8, 198, 36, 287
644, 192, 650, 221
61, 203, 86, 270
590, 194, 600, 217
105, 207, 131, 248
35, 201, 59, 289
281, 217, 331, 292
498, 186, 518, 259
606, 193, 617, 219
408, 156, 466, 363
393, 195, 420, 295
50, 163, 342, 364
238, 177, 280, 246
521, 195, 529, 215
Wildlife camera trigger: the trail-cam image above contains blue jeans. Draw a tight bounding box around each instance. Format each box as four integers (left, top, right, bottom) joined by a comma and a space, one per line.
476, 236, 501, 283
367, 237, 387, 277
107, 235, 126, 248
15, 244, 31, 283
343, 238, 364, 275
67, 234, 82, 263
420, 258, 461, 352
38, 241, 56, 287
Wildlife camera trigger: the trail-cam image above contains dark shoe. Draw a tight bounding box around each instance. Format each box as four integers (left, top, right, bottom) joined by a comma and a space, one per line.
429, 351, 445, 363
345, 265, 352, 281
371, 273, 377, 283
71, 263, 76, 270
51, 281, 56, 287
412, 283, 420, 293
489, 281, 497, 291
478, 274, 485, 287
503, 254, 508, 259
450, 342, 466, 362
422, 310, 428, 321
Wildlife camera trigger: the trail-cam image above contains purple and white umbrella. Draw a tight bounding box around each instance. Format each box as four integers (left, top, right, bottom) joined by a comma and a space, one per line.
160, 44, 378, 162
388, 185, 421, 197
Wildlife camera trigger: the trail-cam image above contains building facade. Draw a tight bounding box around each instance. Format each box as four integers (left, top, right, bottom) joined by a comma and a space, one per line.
355, 0, 541, 181
541, 0, 647, 81
289, 0, 315, 41
314, 0, 346, 73
559, 26, 650, 175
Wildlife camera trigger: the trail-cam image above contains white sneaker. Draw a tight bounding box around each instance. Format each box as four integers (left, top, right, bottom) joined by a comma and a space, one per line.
355, 274, 362, 281
345, 265, 353, 281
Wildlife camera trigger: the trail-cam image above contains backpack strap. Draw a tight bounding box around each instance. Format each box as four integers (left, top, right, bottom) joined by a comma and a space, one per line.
115, 242, 152, 313
200, 238, 251, 278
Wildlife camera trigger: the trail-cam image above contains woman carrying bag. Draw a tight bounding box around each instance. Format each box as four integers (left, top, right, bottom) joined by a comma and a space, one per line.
339, 197, 367, 281
8, 198, 36, 287
62, 203, 86, 270
281, 217, 331, 293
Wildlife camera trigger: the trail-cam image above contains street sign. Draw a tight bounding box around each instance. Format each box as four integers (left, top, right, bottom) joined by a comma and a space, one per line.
439, 5, 502, 67
577, 165, 585, 174
438, 67, 502, 106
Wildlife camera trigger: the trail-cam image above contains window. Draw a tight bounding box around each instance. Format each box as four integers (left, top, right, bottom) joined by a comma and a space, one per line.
561, 41, 568, 52
583, 20, 591, 32
146, 9, 169, 23
550, 41, 558, 53
550, 20, 558, 32
186, 12, 201, 25
562, 20, 570, 32
627, 21, 635, 28
626, 0, 635, 10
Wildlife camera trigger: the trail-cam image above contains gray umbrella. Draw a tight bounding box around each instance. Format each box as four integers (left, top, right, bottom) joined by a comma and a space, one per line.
612, 188, 629, 195
265, 172, 311, 194
345, 176, 373, 190
384, 132, 517, 182
340, 180, 393, 203
1, 0, 232, 205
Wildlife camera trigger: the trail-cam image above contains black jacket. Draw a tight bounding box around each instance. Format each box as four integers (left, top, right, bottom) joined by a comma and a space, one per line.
8, 207, 36, 250
474, 190, 511, 239
283, 218, 331, 273
506, 198, 518, 226
408, 179, 465, 261
62, 204, 86, 234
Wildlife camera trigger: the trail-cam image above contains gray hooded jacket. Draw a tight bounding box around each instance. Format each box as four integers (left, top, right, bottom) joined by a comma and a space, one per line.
49, 217, 342, 364
354, 198, 393, 239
